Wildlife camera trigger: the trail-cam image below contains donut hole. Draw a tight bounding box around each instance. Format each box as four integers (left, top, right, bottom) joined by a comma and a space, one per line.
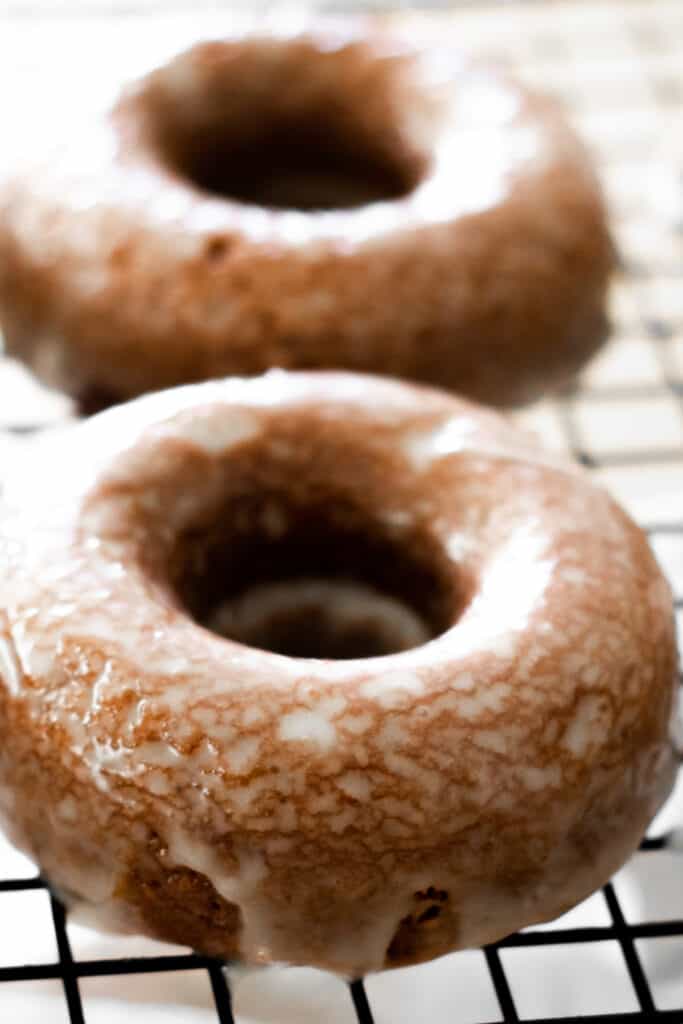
207, 579, 434, 660
133, 40, 425, 211
170, 494, 457, 660
166, 123, 414, 212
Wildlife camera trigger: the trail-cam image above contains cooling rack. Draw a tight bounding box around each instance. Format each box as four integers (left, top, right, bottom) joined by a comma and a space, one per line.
0, 1, 682, 1022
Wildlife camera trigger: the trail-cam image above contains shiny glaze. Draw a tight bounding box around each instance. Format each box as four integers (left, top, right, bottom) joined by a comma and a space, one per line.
0, 22, 613, 406
0, 371, 677, 974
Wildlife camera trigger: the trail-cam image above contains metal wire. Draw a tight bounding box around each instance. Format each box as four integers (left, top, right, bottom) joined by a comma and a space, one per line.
0, 846, 679, 1015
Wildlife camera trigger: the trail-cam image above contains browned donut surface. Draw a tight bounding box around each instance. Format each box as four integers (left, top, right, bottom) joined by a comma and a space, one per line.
0, 24, 614, 407
0, 372, 677, 975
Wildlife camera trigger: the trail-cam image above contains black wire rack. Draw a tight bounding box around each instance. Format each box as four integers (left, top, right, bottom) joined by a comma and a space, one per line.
1, 1, 683, 1022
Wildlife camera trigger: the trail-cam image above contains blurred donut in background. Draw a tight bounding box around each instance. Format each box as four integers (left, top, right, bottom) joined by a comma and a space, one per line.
0, 23, 614, 409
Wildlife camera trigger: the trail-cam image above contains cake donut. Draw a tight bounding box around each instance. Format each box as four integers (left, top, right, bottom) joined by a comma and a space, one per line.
0, 371, 677, 976
0, 25, 614, 408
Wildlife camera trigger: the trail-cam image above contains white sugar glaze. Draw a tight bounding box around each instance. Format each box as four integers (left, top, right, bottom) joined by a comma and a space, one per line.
0, 371, 678, 974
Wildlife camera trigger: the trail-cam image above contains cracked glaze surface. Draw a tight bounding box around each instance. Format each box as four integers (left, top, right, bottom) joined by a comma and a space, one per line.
0, 371, 678, 975
0, 21, 613, 407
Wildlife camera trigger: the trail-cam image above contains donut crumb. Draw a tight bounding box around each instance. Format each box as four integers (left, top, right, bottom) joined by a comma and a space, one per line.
385, 887, 453, 964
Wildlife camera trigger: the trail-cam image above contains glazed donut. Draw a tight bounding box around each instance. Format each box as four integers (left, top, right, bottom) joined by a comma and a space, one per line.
0, 371, 677, 976
0, 25, 614, 408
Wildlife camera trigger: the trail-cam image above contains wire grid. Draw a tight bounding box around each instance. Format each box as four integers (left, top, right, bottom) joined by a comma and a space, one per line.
0, 1, 682, 1022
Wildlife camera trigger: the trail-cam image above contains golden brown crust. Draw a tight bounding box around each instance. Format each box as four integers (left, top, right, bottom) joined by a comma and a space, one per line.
0, 26, 614, 407
0, 372, 677, 975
